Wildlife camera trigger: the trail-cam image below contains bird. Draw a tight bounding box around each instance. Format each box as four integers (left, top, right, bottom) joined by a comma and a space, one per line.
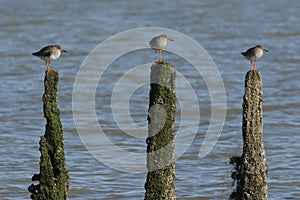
241, 45, 269, 70
149, 34, 173, 63
32, 45, 67, 72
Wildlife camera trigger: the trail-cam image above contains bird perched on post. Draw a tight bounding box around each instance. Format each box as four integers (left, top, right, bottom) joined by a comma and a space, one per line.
241, 45, 269, 70
32, 45, 67, 72
149, 34, 173, 64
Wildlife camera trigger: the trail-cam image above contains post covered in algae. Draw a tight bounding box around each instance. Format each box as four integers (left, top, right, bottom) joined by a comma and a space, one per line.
145, 62, 176, 200
230, 70, 268, 200
28, 71, 69, 200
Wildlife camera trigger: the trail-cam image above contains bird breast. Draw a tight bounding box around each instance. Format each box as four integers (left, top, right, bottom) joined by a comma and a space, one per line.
254, 48, 264, 60
49, 50, 61, 61
246, 48, 264, 61
150, 37, 168, 50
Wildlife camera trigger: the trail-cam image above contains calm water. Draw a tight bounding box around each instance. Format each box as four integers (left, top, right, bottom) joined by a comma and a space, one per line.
1, 0, 300, 199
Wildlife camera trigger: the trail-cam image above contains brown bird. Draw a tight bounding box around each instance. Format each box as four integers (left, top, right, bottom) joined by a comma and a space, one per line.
241, 45, 269, 70
32, 45, 67, 72
149, 34, 173, 63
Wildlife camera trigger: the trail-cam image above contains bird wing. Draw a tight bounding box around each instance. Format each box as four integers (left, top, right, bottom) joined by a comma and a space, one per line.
34, 47, 52, 57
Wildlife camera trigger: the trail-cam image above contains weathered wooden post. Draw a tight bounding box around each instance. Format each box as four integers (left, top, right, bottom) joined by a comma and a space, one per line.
28, 71, 69, 200
230, 70, 268, 200
144, 62, 176, 200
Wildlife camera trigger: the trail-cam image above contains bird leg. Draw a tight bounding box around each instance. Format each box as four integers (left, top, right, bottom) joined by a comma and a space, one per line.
154, 50, 158, 63
252, 60, 256, 71
253, 60, 257, 71
46, 60, 52, 72
159, 49, 163, 63
250, 61, 256, 71
154, 49, 164, 64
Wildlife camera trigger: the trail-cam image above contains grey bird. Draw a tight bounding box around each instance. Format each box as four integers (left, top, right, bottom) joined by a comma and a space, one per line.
149, 34, 173, 63
241, 45, 269, 70
32, 45, 67, 72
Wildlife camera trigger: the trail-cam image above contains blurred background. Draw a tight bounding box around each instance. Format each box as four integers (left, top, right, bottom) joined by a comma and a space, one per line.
0, 0, 299, 199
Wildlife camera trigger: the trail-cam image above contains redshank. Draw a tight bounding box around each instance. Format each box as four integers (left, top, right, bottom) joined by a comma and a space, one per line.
32, 45, 67, 72
241, 45, 269, 70
149, 34, 173, 63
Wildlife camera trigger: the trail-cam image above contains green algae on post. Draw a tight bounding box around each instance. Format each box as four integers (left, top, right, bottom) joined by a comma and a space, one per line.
28, 70, 69, 200
145, 62, 176, 200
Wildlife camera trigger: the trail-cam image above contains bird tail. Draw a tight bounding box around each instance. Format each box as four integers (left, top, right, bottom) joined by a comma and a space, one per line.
241, 52, 246, 56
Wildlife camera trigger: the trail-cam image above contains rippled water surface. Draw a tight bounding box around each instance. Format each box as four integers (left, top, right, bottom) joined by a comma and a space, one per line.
1, 0, 300, 199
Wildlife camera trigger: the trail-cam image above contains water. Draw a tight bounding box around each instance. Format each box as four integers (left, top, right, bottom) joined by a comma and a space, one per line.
1, 0, 300, 199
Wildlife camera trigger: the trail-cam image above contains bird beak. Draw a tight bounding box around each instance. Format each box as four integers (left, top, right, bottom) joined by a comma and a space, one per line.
62, 49, 68, 53
168, 38, 174, 42
264, 49, 269, 52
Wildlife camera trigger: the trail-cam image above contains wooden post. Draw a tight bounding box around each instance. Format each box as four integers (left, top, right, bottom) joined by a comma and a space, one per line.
28, 71, 69, 200
145, 62, 176, 200
230, 70, 268, 200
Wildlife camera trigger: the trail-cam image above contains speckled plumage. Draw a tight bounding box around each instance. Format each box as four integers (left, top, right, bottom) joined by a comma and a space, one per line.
241, 45, 268, 70
32, 45, 67, 72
